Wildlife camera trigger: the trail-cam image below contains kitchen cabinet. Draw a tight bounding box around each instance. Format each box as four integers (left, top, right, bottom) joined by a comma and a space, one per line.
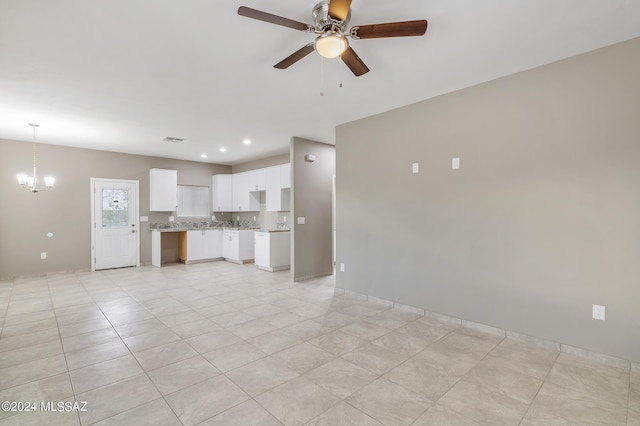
212, 174, 233, 212
280, 163, 291, 188
248, 168, 266, 191
178, 229, 223, 264
232, 172, 260, 212
224, 163, 291, 212
223, 229, 255, 264
265, 165, 291, 211
255, 231, 290, 272
149, 168, 177, 211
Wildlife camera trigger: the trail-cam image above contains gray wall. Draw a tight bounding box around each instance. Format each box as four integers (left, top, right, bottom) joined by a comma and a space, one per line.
0, 140, 230, 279
335, 37, 640, 362
291, 137, 335, 281
231, 153, 289, 173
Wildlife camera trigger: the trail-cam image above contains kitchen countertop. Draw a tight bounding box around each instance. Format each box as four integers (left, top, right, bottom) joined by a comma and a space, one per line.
256, 230, 291, 233
152, 227, 260, 232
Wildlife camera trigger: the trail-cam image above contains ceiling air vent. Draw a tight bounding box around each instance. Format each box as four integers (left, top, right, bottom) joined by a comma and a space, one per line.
163, 137, 183, 143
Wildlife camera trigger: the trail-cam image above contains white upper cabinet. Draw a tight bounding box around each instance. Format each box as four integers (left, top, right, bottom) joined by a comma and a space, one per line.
220, 163, 291, 212
265, 165, 291, 211
265, 166, 280, 212
212, 174, 233, 212
280, 163, 291, 189
232, 172, 260, 212
149, 168, 177, 211
249, 168, 266, 192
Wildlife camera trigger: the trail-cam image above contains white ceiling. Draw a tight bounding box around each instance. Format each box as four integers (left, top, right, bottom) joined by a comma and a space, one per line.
1, 0, 639, 165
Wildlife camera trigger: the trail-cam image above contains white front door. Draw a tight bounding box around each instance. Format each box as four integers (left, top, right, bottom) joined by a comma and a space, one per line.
92, 179, 140, 271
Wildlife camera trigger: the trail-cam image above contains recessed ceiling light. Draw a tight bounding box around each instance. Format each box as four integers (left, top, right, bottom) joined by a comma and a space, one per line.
200, 154, 207, 158
219, 147, 227, 152
243, 139, 252, 145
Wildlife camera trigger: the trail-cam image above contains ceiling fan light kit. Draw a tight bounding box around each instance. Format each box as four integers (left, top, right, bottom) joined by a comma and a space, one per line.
238, 0, 427, 77
314, 32, 349, 58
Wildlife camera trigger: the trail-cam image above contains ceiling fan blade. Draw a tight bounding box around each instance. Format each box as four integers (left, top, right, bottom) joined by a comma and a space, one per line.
274, 44, 315, 69
328, 0, 352, 21
238, 6, 310, 31
352, 20, 428, 39
340, 46, 369, 77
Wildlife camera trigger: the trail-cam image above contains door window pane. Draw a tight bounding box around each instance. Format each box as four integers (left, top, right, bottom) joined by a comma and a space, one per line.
102, 189, 129, 227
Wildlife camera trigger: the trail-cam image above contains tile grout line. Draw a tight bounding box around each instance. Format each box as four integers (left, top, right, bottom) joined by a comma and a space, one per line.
46, 272, 83, 426
517, 347, 561, 425
626, 370, 631, 426
0, 276, 16, 341
85, 271, 189, 426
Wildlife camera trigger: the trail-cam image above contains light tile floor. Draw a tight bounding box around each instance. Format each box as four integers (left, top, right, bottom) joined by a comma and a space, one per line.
0, 262, 637, 425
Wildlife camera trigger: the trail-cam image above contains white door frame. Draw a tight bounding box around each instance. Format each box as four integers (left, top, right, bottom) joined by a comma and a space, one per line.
90, 178, 140, 271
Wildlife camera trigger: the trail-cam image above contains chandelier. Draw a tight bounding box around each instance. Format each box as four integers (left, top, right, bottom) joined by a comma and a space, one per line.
16, 123, 55, 193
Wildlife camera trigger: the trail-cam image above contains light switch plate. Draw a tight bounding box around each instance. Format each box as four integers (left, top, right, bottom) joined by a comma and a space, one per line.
452, 157, 460, 169
412, 163, 419, 173
140, 216, 149, 223
297, 217, 305, 225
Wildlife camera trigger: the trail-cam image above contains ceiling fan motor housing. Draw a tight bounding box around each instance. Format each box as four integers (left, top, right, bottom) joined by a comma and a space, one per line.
312, 0, 350, 32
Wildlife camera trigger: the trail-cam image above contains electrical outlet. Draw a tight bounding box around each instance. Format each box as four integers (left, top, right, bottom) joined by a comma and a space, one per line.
592, 304, 606, 321
412, 163, 419, 173
340, 263, 345, 272
452, 157, 460, 169
40, 252, 47, 260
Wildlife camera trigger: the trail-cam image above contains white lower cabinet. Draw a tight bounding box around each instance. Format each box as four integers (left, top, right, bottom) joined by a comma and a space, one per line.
203, 230, 222, 259
223, 230, 255, 264
255, 231, 290, 272
179, 229, 222, 264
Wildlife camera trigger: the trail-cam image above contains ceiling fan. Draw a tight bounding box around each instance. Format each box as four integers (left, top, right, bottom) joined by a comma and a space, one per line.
237, 0, 428, 77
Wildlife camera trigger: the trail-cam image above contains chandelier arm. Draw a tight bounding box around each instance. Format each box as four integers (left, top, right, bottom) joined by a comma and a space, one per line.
17, 123, 53, 193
